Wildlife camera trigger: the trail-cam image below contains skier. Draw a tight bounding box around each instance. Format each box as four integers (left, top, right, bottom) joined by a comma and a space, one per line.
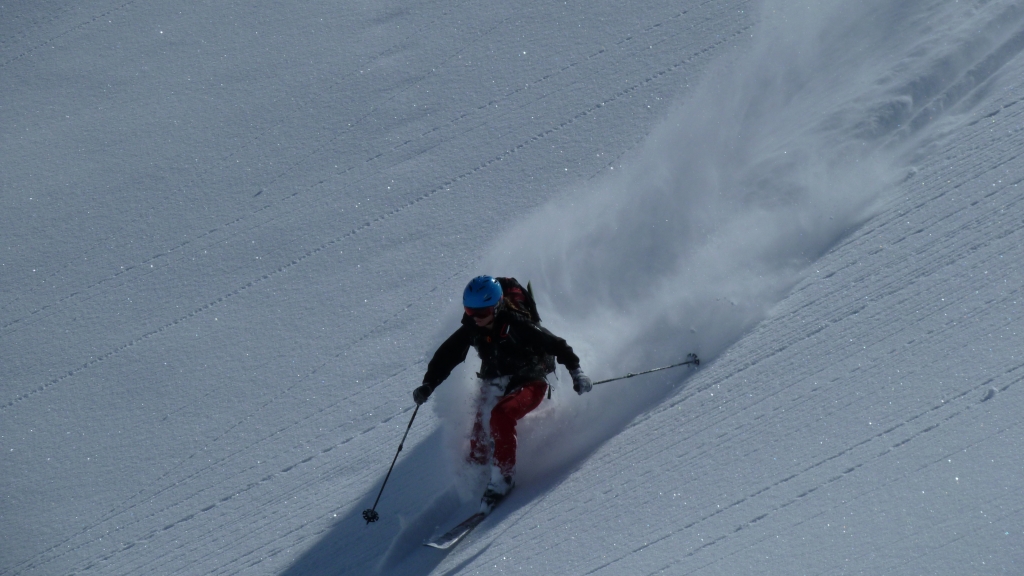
413, 275, 593, 511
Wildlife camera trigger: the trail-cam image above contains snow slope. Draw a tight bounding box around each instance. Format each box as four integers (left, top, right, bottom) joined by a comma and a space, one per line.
2, 0, 1022, 574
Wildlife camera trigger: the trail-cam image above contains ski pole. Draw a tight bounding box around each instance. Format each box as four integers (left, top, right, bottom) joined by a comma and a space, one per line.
363, 404, 419, 524
592, 353, 700, 386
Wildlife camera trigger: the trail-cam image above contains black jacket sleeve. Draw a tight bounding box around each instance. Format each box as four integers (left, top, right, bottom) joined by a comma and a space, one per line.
422, 325, 473, 390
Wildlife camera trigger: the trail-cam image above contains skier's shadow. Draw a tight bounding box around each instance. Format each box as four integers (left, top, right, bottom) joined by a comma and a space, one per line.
280, 371, 696, 575
279, 429, 471, 576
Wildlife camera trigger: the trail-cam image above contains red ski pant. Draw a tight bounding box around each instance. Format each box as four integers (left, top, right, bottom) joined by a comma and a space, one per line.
468, 380, 547, 476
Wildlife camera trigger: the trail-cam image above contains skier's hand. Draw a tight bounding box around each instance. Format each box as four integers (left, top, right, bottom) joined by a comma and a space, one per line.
413, 384, 433, 405
570, 368, 592, 395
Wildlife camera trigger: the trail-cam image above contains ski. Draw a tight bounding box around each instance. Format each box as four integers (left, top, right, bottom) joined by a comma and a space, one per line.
425, 482, 512, 549
424, 511, 487, 549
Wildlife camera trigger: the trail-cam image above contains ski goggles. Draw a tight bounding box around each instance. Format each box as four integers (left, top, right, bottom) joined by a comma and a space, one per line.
464, 306, 496, 319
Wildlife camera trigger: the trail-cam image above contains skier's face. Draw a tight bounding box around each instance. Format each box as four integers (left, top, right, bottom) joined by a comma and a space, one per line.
473, 311, 494, 328
466, 306, 496, 328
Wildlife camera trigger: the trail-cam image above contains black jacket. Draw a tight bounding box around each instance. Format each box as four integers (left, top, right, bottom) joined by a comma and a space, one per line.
422, 308, 580, 394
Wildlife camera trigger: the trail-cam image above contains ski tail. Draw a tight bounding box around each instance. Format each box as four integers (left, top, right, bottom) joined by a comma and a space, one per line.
424, 512, 487, 549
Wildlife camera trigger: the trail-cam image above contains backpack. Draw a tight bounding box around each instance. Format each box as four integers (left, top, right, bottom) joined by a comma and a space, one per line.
495, 277, 556, 376
496, 277, 542, 323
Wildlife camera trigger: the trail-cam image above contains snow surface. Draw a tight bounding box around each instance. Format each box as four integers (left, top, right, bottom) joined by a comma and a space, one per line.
2, 0, 1023, 574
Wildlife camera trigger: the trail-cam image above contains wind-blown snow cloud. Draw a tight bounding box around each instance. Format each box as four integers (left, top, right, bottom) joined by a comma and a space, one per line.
477, 0, 907, 480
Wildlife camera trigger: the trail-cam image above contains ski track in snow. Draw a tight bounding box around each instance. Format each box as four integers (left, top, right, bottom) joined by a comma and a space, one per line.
0, 0, 139, 69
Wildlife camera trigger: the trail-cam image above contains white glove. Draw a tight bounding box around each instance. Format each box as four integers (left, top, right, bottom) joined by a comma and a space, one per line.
570, 368, 593, 395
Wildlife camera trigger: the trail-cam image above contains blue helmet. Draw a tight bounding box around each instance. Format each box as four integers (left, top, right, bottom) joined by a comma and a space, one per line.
463, 276, 503, 308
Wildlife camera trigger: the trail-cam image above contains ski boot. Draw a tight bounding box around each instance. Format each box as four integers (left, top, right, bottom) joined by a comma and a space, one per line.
480, 468, 514, 513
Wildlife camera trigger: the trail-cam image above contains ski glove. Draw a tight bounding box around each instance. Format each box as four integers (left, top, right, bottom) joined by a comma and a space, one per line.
570, 368, 593, 395
413, 384, 433, 405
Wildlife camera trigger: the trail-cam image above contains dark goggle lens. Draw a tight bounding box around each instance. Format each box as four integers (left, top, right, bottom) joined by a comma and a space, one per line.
465, 306, 495, 318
